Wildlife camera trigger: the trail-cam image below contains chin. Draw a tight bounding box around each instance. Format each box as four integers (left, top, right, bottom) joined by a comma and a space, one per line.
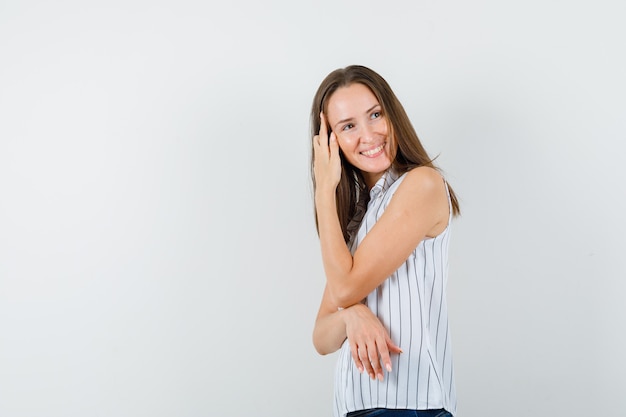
367, 158, 392, 172
360, 163, 392, 179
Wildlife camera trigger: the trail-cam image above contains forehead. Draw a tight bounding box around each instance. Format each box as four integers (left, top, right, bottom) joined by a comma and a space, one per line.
326, 83, 379, 121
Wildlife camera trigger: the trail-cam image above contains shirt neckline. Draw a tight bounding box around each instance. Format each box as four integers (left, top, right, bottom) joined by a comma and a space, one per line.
369, 169, 400, 199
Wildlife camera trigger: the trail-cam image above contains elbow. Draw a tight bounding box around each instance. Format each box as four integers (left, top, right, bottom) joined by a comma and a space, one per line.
314, 343, 332, 356
312, 331, 335, 356
329, 285, 357, 310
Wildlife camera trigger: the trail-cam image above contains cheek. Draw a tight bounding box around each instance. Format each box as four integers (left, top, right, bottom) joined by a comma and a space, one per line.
336, 137, 359, 164
335, 136, 350, 152
379, 119, 389, 135
336, 132, 358, 150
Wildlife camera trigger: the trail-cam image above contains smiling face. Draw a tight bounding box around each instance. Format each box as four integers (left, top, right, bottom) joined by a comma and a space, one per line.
326, 82, 395, 189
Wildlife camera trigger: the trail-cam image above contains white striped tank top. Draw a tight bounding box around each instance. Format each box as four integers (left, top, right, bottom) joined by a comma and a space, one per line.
333, 169, 457, 417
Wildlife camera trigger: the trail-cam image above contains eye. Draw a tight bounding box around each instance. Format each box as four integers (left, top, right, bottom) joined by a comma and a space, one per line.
342, 123, 354, 131
371, 111, 381, 119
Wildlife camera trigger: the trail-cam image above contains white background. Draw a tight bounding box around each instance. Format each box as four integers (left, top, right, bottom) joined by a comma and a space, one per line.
1, 1, 625, 416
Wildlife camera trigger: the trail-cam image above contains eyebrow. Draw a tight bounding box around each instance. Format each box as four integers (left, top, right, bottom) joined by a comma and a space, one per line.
334, 104, 381, 129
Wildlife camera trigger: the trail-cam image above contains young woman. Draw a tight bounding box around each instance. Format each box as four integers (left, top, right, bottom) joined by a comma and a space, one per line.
311, 66, 460, 417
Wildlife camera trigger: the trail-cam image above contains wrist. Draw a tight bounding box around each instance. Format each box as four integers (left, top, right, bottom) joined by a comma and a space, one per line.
315, 189, 336, 207
341, 303, 367, 319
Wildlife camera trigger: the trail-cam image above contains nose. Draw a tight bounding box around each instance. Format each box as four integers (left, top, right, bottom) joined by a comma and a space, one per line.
360, 123, 375, 143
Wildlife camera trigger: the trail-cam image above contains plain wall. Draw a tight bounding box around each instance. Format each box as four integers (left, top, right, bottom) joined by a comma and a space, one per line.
1, 1, 624, 416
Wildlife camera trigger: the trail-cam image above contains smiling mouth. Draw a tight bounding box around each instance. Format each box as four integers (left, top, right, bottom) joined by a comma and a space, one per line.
361, 143, 385, 156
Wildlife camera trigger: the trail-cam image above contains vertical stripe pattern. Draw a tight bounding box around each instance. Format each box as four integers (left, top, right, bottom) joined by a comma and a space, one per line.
333, 170, 457, 417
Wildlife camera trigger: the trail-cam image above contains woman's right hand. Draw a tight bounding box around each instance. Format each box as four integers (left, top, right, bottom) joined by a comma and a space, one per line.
343, 304, 402, 381
312, 112, 342, 195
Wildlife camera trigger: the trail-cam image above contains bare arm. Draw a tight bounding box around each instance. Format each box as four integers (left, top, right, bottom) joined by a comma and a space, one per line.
311, 114, 447, 381
312, 285, 350, 355
313, 116, 449, 309
313, 284, 402, 381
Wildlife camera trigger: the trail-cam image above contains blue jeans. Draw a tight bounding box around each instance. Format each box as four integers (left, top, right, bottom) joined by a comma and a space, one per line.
346, 409, 452, 417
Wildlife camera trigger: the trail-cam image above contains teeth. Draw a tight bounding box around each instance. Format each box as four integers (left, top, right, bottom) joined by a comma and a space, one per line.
362, 144, 384, 156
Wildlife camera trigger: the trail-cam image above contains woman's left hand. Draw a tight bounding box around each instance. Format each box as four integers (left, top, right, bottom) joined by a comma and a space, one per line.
343, 303, 402, 381
313, 112, 342, 194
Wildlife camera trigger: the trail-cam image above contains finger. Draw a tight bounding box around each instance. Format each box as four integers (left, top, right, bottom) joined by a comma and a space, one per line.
364, 342, 383, 381
312, 134, 328, 161
312, 134, 321, 154
388, 342, 403, 354
350, 343, 364, 374
370, 350, 384, 382
358, 346, 375, 380
330, 132, 341, 160
319, 112, 328, 146
329, 131, 338, 152
386, 333, 403, 355
377, 336, 395, 374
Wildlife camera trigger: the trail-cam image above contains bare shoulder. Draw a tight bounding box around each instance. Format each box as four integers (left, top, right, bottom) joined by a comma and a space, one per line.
393, 167, 449, 236
399, 166, 446, 196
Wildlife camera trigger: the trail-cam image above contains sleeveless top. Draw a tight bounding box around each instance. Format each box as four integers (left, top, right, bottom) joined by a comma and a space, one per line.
333, 169, 457, 417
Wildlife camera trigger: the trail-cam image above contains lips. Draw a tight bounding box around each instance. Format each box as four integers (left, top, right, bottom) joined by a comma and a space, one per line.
361, 143, 385, 157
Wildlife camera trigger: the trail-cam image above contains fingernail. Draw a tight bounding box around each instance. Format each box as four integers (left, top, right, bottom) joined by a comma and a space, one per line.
386, 363, 392, 372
